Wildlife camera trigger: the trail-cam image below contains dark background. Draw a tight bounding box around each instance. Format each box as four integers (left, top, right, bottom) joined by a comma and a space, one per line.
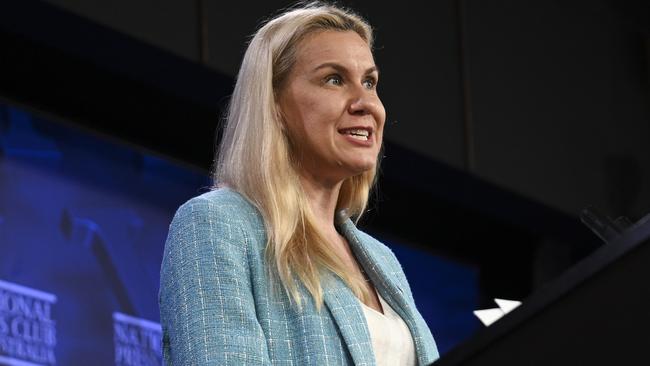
18, 0, 649, 220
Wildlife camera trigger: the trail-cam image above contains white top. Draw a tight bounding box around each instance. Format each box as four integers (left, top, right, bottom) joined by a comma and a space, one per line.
360, 293, 417, 366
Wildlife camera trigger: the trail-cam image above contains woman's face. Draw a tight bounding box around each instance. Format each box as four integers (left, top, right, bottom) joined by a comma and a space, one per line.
277, 30, 385, 185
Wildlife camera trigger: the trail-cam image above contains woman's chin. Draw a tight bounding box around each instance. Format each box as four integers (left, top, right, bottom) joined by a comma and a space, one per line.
342, 160, 376, 177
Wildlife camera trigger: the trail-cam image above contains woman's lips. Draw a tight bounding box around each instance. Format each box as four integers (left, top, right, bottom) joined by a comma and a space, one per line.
338, 129, 373, 146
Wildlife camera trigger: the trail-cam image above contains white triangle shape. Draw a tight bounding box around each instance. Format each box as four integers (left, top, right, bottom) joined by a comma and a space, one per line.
494, 298, 521, 314
473, 308, 505, 326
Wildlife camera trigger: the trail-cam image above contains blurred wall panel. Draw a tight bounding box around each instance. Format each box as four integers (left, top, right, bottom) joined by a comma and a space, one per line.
465, 0, 650, 218
204, 0, 288, 75
34, 0, 650, 221
41, 0, 200, 62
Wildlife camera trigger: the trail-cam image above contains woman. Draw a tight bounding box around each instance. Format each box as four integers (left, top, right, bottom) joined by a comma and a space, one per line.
159, 2, 439, 365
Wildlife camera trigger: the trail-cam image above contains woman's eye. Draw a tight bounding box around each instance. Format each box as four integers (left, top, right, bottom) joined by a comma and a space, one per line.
363, 78, 377, 89
325, 75, 343, 86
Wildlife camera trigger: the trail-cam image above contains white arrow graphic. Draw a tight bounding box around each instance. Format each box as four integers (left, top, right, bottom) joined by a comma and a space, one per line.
473, 298, 522, 326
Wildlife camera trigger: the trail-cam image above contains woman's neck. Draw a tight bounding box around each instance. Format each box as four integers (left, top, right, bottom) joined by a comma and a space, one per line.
299, 173, 343, 235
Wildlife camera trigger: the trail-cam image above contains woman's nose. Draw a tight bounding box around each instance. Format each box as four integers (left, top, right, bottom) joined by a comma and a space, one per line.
348, 88, 378, 116
348, 97, 369, 115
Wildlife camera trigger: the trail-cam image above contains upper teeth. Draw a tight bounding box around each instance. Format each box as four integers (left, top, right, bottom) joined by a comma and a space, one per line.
345, 129, 369, 137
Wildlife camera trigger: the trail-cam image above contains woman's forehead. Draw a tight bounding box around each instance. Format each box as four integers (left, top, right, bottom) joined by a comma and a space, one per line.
294, 30, 375, 71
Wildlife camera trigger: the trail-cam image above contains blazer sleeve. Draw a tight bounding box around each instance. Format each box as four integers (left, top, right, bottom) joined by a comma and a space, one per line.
159, 197, 271, 365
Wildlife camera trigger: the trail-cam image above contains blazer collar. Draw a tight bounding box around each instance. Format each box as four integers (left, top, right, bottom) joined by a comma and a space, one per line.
321, 274, 376, 365
321, 215, 421, 365
336, 217, 410, 313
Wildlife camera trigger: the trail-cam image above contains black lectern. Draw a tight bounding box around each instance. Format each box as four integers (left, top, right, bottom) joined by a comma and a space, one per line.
433, 211, 650, 365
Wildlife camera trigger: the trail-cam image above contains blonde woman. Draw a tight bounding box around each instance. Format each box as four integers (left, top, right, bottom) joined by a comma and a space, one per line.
159, 2, 439, 365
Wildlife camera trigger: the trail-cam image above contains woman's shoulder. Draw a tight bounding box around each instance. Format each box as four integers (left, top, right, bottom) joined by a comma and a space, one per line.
170, 187, 265, 234
182, 187, 255, 209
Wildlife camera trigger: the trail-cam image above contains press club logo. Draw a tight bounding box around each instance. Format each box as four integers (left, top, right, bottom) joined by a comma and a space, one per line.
0, 280, 57, 366
113, 312, 162, 366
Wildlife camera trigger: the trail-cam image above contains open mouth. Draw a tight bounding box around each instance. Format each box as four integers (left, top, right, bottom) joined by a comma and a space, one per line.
338, 127, 372, 141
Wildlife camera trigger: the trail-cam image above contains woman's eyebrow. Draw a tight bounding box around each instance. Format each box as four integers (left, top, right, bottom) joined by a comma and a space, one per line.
312, 62, 379, 76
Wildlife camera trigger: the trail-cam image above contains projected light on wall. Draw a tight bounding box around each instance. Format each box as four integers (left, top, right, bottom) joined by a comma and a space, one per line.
0, 103, 210, 364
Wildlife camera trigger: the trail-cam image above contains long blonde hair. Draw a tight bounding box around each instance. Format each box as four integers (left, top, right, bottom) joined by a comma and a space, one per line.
213, 2, 379, 308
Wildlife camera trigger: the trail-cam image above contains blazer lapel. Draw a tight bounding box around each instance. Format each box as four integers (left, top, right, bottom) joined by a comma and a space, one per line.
322, 274, 376, 365
337, 217, 411, 315
337, 216, 432, 366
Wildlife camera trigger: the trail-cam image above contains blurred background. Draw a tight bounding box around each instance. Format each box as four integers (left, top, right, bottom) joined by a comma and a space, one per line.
0, 0, 648, 364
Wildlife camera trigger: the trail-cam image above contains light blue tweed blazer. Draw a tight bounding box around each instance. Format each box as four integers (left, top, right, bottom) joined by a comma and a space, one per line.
159, 188, 439, 365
